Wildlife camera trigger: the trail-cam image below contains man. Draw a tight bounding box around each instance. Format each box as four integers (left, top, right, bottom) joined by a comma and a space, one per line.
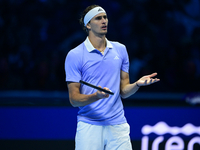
65, 5, 160, 150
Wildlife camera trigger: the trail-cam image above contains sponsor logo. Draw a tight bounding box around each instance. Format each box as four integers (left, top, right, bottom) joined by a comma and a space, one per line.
141, 122, 200, 150
114, 56, 119, 59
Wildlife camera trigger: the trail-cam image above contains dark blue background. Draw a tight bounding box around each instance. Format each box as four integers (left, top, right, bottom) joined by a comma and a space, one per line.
1, 107, 199, 140
0, 0, 200, 92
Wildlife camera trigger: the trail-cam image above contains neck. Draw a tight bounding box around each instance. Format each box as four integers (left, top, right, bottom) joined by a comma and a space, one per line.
88, 33, 106, 52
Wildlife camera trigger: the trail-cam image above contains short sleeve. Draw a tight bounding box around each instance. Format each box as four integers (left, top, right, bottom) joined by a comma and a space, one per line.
64, 50, 82, 83
121, 45, 129, 73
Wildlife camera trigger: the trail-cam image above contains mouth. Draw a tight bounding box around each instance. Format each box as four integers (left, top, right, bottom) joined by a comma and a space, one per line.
101, 26, 107, 30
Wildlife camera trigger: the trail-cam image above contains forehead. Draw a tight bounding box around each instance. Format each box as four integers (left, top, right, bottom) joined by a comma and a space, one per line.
92, 12, 107, 19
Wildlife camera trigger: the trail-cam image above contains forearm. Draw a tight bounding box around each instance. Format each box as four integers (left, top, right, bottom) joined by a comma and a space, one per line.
120, 82, 140, 99
69, 92, 100, 107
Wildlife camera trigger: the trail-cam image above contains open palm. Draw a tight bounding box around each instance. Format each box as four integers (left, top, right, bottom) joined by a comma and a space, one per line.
137, 72, 160, 87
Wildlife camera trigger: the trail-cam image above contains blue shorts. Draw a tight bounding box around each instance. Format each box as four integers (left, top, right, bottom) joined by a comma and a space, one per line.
75, 121, 132, 150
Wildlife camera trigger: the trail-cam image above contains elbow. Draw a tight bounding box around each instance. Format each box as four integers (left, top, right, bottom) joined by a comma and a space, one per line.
69, 94, 81, 107
120, 94, 129, 99
69, 99, 80, 107
120, 90, 129, 99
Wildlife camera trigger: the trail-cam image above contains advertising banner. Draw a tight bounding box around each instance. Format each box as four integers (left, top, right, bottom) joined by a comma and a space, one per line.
0, 107, 199, 150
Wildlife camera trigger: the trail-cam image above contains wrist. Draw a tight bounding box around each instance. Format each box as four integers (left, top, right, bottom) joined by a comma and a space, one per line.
136, 82, 140, 87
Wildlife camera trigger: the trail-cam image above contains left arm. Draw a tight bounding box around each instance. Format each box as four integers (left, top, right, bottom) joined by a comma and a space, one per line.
120, 70, 139, 99
120, 71, 160, 99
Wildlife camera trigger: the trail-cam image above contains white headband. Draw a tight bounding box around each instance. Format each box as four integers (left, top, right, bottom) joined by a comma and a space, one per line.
84, 7, 106, 26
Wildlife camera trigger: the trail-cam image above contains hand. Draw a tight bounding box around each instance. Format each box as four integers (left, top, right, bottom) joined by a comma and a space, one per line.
136, 72, 160, 87
96, 86, 110, 99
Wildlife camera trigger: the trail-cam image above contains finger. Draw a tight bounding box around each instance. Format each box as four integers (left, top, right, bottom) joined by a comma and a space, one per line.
97, 87, 105, 93
98, 86, 107, 94
103, 87, 112, 92
103, 87, 109, 90
154, 78, 160, 82
144, 80, 147, 85
100, 91, 106, 95
148, 78, 159, 85
100, 89, 109, 96
101, 91, 109, 97
149, 78, 153, 84
97, 90, 103, 95
105, 94, 109, 98
99, 91, 107, 97
148, 72, 158, 78
152, 78, 160, 84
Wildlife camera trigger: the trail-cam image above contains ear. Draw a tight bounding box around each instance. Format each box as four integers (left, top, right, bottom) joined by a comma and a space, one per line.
86, 23, 91, 30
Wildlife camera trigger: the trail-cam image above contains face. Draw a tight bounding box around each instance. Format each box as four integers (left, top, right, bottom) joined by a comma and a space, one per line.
86, 13, 108, 36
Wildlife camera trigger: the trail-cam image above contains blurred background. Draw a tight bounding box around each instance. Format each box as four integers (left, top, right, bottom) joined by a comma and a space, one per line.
0, 0, 200, 150
0, 0, 200, 92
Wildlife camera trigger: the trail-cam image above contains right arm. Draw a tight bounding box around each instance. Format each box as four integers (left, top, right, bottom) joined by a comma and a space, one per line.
67, 82, 110, 107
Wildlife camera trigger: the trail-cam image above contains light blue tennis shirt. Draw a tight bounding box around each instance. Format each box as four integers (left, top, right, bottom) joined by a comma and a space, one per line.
65, 37, 129, 125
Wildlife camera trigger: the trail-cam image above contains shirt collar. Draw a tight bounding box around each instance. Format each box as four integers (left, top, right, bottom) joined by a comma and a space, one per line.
84, 37, 113, 52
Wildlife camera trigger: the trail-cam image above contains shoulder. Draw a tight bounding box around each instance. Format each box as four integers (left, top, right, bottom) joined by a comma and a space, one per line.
109, 41, 126, 49
66, 43, 86, 62
108, 40, 129, 57
68, 43, 84, 56
65, 43, 85, 64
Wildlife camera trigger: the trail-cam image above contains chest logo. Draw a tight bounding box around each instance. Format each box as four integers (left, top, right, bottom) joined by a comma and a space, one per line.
114, 56, 119, 59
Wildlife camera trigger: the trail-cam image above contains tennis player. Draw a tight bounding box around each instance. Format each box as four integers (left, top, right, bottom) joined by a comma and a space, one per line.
64, 4, 160, 150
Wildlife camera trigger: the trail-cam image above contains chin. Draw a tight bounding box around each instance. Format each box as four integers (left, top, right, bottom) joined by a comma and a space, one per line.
100, 31, 107, 35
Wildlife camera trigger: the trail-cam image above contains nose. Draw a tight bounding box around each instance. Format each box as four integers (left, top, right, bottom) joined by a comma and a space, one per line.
102, 18, 107, 24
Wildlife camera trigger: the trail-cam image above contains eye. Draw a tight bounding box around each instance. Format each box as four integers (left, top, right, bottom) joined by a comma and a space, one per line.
103, 16, 107, 19
96, 16, 102, 20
